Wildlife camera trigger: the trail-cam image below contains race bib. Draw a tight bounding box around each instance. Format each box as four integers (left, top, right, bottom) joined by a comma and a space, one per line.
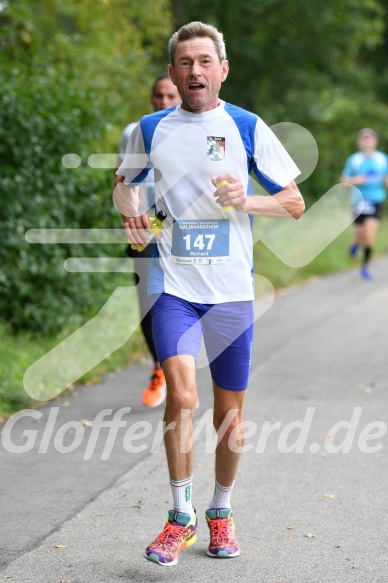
171, 219, 230, 264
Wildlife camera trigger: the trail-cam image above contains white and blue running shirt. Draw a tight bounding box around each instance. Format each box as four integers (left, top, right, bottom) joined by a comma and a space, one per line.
117, 100, 300, 304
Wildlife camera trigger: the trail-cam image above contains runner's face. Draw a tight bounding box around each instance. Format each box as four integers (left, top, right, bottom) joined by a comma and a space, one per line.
358, 134, 378, 154
168, 37, 229, 114
151, 79, 180, 112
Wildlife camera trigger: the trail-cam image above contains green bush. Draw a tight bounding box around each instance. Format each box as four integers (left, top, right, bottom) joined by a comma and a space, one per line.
0, 63, 121, 334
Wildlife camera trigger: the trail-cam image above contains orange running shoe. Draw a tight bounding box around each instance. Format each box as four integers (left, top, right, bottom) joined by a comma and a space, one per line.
145, 510, 197, 566
205, 508, 241, 558
142, 368, 166, 407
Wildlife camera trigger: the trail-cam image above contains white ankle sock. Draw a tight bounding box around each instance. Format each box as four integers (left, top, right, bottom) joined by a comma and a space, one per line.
209, 479, 234, 509
170, 476, 194, 515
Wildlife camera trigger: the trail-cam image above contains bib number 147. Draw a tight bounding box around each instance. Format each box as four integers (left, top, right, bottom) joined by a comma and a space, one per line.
182, 233, 215, 251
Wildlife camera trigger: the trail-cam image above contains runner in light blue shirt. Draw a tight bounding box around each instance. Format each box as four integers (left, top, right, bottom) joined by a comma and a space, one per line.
341, 127, 388, 280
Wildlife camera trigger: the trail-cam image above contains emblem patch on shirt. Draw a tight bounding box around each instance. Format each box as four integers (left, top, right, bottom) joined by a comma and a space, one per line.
207, 136, 225, 161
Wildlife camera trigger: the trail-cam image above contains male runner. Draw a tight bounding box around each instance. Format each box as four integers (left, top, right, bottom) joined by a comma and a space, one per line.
114, 21, 304, 566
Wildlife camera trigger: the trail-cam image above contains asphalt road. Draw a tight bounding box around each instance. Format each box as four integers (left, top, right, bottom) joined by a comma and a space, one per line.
1, 257, 388, 582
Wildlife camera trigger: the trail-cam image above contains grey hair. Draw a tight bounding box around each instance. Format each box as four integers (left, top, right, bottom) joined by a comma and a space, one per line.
168, 21, 227, 65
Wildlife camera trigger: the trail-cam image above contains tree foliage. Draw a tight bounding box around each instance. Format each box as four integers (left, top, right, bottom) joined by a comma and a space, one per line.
1, 0, 174, 131
0, 62, 116, 334
0, 0, 174, 334
173, 0, 388, 200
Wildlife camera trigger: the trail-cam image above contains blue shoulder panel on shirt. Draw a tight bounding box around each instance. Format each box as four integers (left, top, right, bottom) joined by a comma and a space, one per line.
224, 103, 257, 168
140, 106, 177, 154
224, 103, 282, 195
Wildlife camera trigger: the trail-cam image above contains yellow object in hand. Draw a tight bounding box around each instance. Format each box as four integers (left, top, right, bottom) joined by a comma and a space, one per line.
216, 180, 234, 212
129, 210, 167, 252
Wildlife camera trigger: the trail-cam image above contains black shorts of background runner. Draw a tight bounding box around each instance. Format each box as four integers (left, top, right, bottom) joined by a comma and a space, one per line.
125, 244, 158, 362
354, 202, 384, 224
